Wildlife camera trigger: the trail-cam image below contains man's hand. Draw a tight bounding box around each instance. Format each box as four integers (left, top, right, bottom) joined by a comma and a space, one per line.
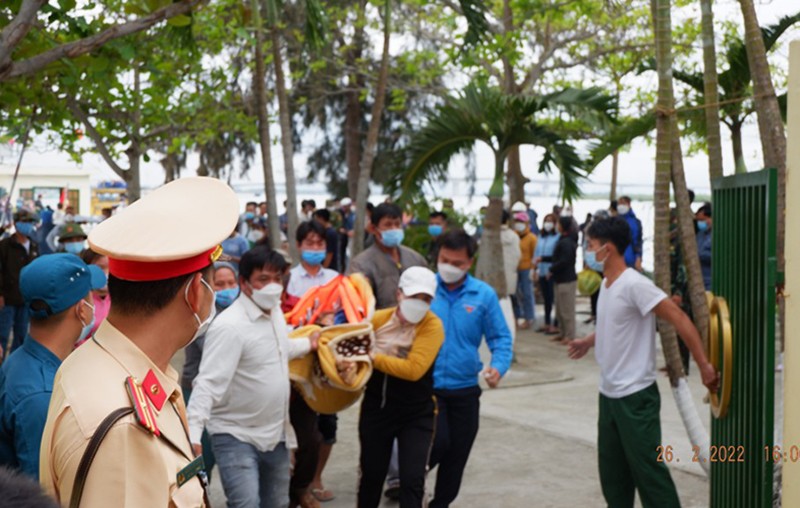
483, 367, 501, 388
700, 362, 720, 393
635, 258, 643, 272
192, 443, 202, 458
546, 272, 552, 281
568, 337, 593, 360
309, 332, 320, 352
670, 294, 682, 306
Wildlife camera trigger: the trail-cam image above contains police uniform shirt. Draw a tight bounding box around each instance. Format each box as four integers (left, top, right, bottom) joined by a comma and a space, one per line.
40, 320, 205, 507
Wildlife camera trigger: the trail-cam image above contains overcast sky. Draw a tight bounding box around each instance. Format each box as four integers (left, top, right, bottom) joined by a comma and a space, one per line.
3, 0, 799, 201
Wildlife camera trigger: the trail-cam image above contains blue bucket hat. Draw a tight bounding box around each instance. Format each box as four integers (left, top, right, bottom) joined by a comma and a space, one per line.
21, 253, 107, 319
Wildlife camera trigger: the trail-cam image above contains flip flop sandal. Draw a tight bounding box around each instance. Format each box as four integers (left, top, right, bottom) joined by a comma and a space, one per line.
311, 488, 335, 502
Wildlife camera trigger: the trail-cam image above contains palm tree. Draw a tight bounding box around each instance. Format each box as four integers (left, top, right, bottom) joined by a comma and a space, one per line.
393, 83, 615, 295
651, 0, 711, 470
251, 0, 282, 248
738, 0, 789, 345
265, 0, 326, 261
352, 0, 392, 257
699, 0, 723, 181
614, 12, 800, 174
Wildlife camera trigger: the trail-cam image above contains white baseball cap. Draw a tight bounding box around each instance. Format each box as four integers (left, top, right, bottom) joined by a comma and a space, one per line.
511, 201, 527, 212
340, 197, 353, 206
399, 266, 438, 298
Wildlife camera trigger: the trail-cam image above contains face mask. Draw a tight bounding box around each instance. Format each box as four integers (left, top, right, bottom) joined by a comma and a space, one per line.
64, 242, 84, 254
428, 225, 443, 237
697, 221, 709, 232
399, 297, 430, 325
438, 262, 467, 284
64, 214, 74, 223
380, 228, 404, 248
586, 245, 607, 271
543, 222, 555, 232
15, 222, 35, 237
514, 223, 527, 233
77, 300, 96, 343
247, 230, 264, 243
617, 205, 630, 215
301, 249, 326, 266
561, 210, 572, 217
215, 287, 239, 308
185, 278, 216, 345
249, 282, 283, 311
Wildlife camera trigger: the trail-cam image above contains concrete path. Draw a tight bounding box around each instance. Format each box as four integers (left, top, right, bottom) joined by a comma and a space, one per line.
187, 299, 712, 507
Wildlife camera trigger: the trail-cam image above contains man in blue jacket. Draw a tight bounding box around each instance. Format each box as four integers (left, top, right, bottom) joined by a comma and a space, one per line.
0, 253, 106, 479
616, 196, 644, 271
429, 229, 513, 508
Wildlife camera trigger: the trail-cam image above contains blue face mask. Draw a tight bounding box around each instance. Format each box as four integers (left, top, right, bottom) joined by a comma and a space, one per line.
64, 242, 84, 255
78, 301, 95, 343
301, 249, 326, 266
697, 221, 709, 232
585, 245, 607, 272
380, 228, 405, 248
15, 222, 35, 237
215, 287, 239, 308
428, 225, 443, 237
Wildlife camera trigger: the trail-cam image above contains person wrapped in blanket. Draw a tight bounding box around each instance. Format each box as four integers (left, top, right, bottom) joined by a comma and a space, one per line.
284, 223, 376, 508
358, 267, 444, 508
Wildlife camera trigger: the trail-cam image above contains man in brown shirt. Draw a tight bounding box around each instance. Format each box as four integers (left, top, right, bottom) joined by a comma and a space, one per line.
348, 203, 427, 310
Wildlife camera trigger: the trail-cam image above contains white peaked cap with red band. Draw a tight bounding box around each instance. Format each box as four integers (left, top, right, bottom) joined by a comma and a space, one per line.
88, 177, 240, 282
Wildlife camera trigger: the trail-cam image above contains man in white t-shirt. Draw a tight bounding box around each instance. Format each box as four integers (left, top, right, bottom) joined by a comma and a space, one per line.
568, 217, 719, 508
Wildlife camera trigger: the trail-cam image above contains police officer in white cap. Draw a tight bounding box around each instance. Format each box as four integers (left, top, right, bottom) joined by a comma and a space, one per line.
40, 177, 239, 507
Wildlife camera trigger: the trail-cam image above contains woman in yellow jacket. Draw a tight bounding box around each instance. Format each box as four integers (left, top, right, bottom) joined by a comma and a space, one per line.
512, 211, 538, 329
357, 267, 444, 508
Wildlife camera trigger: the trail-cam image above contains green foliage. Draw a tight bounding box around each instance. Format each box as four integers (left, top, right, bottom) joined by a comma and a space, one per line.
391, 82, 616, 203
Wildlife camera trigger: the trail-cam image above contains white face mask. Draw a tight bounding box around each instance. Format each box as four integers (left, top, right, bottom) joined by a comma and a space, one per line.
617, 204, 630, 215
249, 282, 283, 311
543, 222, 555, 232
247, 230, 265, 243
399, 297, 430, 325
185, 278, 216, 345
513, 223, 526, 233
438, 262, 467, 284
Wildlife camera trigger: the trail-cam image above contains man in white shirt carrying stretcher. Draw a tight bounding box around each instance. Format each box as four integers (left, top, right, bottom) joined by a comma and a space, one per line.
569, 217, 719, 508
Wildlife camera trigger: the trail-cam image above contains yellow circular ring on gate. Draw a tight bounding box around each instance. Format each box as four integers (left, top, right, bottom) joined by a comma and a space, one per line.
706, 291, 733, 419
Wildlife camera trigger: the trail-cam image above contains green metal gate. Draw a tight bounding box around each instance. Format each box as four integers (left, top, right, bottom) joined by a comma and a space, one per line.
710, 168, 777, 507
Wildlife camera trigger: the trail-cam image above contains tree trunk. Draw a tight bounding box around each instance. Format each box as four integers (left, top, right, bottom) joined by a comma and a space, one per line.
730, 120, 747, 173
352, 0, 391, 257
738, 0, 787, 345
653, 0, 711, 471
475, 153, 508, 297
344, 0, 367, 199
671, 130, 710, 350
272, 27, 300, 262
127, 66, 142, 202
506, 147, 527, 205
699, 0, 724, 181
610, 149, 619, 201
253, 0, 281, 249
501, 0, 527, 206
653, 0, 685, 386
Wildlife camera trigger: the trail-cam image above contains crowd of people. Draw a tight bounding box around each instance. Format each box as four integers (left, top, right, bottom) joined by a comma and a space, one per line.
0, 179, 720, 508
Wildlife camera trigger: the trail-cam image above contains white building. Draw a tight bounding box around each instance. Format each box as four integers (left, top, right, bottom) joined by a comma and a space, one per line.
0, 161, 92, 216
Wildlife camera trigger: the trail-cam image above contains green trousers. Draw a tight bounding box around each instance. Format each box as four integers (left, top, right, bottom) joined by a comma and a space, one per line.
598, 383, 680, 508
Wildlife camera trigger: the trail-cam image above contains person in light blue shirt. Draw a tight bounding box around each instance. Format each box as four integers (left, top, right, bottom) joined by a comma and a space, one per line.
221, 229, 251, 268
534, 213, 560, 333
428, 229, 512, 508
0, 253, 105, 479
